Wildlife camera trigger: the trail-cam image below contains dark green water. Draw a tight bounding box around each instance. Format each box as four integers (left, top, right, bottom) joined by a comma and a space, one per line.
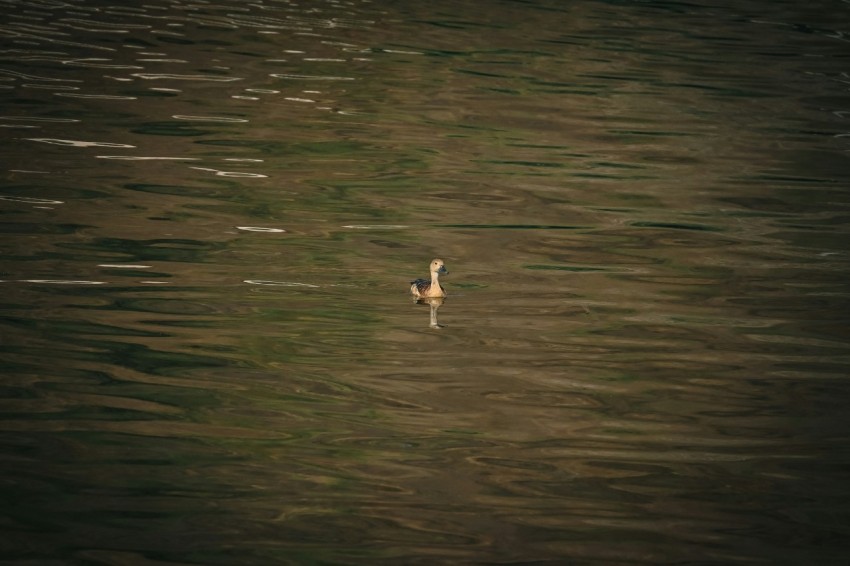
2, 0, 850, 563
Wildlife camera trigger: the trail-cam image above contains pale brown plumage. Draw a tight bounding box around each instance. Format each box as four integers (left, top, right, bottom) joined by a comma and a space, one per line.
410, 258, 448, 298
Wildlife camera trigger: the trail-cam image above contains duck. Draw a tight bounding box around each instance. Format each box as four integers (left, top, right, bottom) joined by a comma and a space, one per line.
410, 258, 448, 298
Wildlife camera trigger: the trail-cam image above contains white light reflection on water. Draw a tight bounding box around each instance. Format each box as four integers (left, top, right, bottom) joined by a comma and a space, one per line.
130, 73, 244, 81
189, 167, 268, 178
172, 115, 250, 122
95, 156, 199, 160
0, 196, 64, 204
270, 73, 355, 80
18, 279, 107, 285
53, 93, 138, 99
25, 138, 135, 148
244, 280, 319, 288
236, 226, 286, 232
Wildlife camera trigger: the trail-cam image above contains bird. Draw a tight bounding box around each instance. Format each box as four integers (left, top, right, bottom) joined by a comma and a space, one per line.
410, 258, 448, 298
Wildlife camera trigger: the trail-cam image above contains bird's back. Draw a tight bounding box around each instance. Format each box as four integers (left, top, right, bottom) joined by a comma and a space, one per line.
410, 278, 431, 296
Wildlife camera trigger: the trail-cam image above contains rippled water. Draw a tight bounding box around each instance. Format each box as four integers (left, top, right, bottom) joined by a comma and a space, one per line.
2, 0, 850, 563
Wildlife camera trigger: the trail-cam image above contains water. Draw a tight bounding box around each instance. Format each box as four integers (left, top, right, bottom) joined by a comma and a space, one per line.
2, 0, 850, 563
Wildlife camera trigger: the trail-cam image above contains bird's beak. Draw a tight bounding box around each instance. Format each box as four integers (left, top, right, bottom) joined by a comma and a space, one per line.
438, 265, 448, 275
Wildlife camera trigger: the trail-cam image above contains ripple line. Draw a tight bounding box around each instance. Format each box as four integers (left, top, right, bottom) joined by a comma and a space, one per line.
0, 196, 64, 204
26, 138, 135, 148
131, 73, 243, 82
0, 30, 116, 52
237, 226, 286, 233
0, 67, 83, 82
244, 280, 319, 288
58, 18, 152, 31
342, 224, 409, 229
22, 84, 79, 91
54, 93, 138, 100
271, 73, 354, 81
172, 115, 249, 122
61, 59, 144, 69
96, 156, 198, 161
189, 167, 267, 178
0, 116, 80, 123
21, 279, 106, 285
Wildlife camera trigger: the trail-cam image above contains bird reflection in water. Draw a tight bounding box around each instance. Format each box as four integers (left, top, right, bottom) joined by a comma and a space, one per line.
415, 296, 445, 329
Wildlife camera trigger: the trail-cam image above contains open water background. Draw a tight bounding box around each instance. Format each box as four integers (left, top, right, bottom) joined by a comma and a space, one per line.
2, 0, 850, 563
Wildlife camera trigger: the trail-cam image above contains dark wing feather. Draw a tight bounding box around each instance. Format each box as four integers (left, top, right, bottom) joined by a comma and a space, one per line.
410, 278, 431, 294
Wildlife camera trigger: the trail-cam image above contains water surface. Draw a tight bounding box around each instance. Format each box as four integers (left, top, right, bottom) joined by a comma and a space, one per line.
2, 0, 850, 563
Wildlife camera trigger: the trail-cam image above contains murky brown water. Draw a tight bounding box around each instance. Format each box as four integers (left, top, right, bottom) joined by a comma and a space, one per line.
2, 0, 850, 563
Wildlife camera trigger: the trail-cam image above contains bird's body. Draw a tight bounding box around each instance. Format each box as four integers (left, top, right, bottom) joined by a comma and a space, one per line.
410, 258, 448, 298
